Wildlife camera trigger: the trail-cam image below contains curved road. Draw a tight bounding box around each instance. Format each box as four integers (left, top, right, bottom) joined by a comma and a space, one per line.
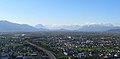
26, 41, 56, 59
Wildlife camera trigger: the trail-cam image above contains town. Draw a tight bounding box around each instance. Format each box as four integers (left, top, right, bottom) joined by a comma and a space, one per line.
0, 32, 120, 59
0, 33, 49, 59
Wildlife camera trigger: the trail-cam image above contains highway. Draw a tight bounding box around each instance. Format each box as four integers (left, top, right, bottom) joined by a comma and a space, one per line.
26, 41, 57, 59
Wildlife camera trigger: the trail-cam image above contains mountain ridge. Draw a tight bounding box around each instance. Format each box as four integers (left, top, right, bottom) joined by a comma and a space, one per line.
0, 20, 44, 32
0, 20, 120, 32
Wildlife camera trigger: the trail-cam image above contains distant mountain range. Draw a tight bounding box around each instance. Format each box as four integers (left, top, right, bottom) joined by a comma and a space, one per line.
79, 24, 114, 32
0, 20, 44, 32
0, 20, 120, 32
78, 24, 120, 32
35, 23, 120, 32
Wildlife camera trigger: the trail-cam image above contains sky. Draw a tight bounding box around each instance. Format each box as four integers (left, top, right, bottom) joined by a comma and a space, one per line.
0, 0, 120, 26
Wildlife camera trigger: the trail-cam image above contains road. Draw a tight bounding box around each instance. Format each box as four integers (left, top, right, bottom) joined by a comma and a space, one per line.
26, 41, 57, 59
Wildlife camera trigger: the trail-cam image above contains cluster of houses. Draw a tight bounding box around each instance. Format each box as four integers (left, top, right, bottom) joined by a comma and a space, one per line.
28, 32, 120, 59
0, 32, 120, 59
0, 34, 48, 59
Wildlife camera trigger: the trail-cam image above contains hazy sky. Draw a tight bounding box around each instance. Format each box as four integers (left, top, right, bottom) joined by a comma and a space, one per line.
0, 0, 120, 26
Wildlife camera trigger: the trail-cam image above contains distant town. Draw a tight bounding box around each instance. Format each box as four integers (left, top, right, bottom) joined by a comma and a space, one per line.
0, 32, 120, 59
